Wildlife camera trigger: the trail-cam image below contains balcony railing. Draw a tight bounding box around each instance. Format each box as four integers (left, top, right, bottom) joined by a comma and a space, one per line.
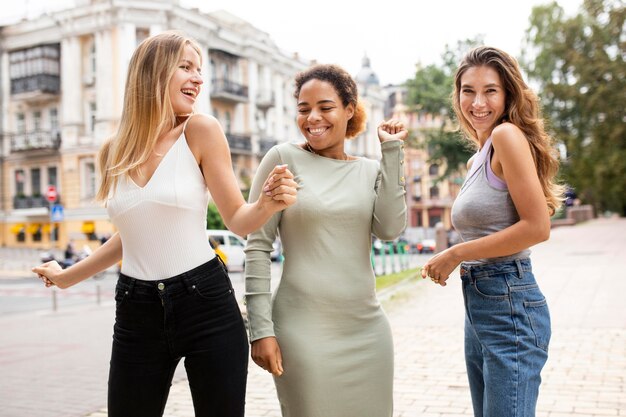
9, 131, 61, 152
259, 138, 277, 155
11, 74, 61, 95
227, 134, 252, 153
211, 78, 249, 102
256, 90, 275, 109
13, 195, 60, 209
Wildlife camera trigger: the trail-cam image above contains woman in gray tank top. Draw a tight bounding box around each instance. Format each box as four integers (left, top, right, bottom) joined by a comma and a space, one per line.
420, 46, 564, 417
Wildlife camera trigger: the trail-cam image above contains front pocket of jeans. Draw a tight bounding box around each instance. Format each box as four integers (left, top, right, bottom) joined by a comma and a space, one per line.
193, 284, 233, 301
473, 277, 509, 300
524, 298, 551, 351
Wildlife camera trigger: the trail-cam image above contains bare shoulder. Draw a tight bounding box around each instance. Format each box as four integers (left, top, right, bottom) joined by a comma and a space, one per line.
492, 123, 526, 144
491, 122, 529, 153
184, 114, 226, 147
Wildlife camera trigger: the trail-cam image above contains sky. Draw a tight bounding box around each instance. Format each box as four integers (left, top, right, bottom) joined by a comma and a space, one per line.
2, 0, 583, 85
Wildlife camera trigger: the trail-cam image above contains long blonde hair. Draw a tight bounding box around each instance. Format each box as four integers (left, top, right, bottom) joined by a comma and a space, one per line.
452, 46, 564, 215
96, 31, 202, 201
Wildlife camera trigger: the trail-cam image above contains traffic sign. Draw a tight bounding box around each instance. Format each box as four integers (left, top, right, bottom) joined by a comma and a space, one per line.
50, 205, 64, 222
46, 185, 58, 202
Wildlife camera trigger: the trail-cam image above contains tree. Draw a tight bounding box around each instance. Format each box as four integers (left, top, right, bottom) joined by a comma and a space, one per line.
524, 0, 626, 215
405, 39, 481, 181
206, 202, 225, 230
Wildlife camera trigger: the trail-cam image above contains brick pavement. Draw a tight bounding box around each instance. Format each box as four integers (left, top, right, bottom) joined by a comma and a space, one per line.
1, 217, 625, 416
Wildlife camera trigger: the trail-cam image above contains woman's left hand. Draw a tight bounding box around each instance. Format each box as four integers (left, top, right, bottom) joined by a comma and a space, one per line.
378, 119, 408, 143
420, 248, 461, 286
261, 164, 298, 211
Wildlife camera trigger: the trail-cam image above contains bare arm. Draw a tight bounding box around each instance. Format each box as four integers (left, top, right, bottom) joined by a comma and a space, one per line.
33, 233, 123, 289
422, 123, 550, 284
185, 115, 297, 237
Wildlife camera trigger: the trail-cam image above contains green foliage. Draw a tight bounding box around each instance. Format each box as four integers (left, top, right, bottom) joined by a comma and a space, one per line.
405, 38, 482, 180
524, 0, 626, 215
206, 202, 225, 230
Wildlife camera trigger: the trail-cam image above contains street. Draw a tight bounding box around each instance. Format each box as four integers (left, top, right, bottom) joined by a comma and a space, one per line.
0, 218, 624, 416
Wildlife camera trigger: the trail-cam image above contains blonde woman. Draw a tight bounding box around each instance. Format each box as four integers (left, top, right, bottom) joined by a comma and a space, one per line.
421, 46, 563, 417
33, 31, 297, 417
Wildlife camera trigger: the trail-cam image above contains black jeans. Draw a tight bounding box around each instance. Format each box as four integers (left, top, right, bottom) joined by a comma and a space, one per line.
108, 257, 248, 417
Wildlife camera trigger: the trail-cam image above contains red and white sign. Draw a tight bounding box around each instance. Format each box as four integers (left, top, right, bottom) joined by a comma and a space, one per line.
46, 185, 58, 202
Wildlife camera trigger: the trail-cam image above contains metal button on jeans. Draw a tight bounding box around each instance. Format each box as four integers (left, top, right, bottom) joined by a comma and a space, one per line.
157, 282, 165, 291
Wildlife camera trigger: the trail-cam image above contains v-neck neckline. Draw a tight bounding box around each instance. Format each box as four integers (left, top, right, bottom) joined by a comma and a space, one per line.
129, 135, 181, 189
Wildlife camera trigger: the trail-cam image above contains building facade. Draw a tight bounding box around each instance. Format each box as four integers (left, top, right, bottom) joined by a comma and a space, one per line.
0, 0, 307, 249
384, 84, 463, 232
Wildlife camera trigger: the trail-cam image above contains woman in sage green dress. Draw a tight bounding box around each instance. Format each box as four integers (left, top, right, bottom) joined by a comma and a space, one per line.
245, 64, 407, 417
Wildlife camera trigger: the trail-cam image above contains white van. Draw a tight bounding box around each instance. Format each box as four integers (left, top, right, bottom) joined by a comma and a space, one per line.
206, 229, 246, 272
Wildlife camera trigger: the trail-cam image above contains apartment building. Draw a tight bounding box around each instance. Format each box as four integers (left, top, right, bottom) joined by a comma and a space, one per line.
0, 0, 307, 249
384, 85, 464, 230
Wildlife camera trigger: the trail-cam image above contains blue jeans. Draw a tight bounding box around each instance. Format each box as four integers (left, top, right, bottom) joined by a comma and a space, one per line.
108, 257, 248, 417
461, 258, 550, 417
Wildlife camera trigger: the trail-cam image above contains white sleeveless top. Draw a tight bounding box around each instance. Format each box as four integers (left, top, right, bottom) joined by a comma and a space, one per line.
106, 130, 215, 280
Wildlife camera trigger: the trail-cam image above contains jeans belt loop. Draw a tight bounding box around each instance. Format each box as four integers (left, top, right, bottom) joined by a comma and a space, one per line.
515, 258, 524, 279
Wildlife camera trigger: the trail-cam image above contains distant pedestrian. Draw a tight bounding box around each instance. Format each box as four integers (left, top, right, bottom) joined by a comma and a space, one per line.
245, 64, 407, 417
32, 31, 297, 417
421, 46, 563, 417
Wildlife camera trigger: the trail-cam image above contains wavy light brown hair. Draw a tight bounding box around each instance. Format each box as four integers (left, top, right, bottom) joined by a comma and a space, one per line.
452, 46, 563, 214
96, 31, 202, 201
293, 64, 366, 138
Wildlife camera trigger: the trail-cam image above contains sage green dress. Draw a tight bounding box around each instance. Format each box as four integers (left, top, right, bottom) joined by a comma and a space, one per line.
245, 141, 407, 417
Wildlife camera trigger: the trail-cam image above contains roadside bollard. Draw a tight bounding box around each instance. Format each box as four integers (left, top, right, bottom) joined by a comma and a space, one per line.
385, 242, 396, 273
52, 289, 57, 312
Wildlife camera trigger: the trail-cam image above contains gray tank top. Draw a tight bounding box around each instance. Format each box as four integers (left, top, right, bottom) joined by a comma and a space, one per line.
451, 137, 530, 264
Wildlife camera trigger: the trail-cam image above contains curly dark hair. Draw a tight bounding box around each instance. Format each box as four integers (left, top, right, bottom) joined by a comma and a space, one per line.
293, 64, 367, 138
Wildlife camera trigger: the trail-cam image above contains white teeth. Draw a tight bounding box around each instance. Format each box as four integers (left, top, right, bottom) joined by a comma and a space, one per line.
473, 111, 489, 117
309, 127, 327, 134
181, 89, 196, 97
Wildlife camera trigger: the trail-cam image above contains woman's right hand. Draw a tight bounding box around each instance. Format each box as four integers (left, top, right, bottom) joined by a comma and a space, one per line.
251, 336, 284, 376
259, 164, 298, 212
32, 261, 66, 288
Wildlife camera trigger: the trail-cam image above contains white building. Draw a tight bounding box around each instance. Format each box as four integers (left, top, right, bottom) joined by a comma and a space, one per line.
0, 0, 308, 248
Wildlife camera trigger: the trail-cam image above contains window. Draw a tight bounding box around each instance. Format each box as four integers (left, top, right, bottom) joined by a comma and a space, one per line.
229, 236, 244, 247
225, 112, 231, 133
429, 163, 439, 176
88, 102, 97, 133
430, 185, 440, 199
80, 159, 96, 199
33, 111, 42, 131
50, 108, 58, 131
16, 113, 25, 133
15, 169, 25, 195
31, 168, 41, 196
136, 28, 150, 46
47, 166, 58, 187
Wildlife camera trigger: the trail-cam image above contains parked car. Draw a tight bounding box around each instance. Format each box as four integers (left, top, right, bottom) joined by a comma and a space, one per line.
206, 229, 246, 271
417, 238, 436, 254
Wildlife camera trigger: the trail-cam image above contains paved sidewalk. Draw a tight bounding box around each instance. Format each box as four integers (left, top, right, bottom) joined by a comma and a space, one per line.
1, 218, 625, 416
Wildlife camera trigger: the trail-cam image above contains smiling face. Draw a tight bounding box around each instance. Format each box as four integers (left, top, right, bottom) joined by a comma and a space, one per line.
459, 65, 506, 143
168, 44, 203, 115
296, 79, 354, 156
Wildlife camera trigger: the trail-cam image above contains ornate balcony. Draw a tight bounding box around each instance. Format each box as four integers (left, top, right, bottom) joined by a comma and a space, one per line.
227, 133, 252, 154
9, 131, 61, 152
13, 194, 60, 209
11, 74, 61, 96
211, 78, 249, 103
256, 90, 275, 109
259, 138, 277, 155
